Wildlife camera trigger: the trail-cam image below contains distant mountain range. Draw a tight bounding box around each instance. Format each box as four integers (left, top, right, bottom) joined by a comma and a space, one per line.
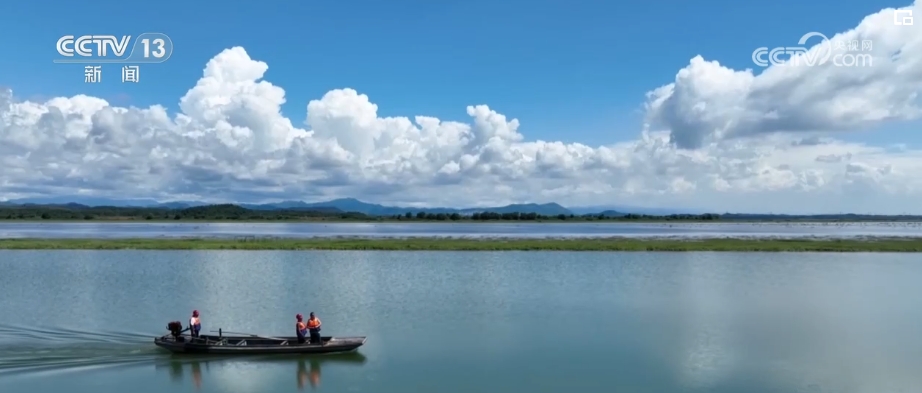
3, 196, 920, 219
1, 196, 592, 216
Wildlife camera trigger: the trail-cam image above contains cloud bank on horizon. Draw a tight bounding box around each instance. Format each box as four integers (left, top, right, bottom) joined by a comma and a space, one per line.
1, 3, 920, 214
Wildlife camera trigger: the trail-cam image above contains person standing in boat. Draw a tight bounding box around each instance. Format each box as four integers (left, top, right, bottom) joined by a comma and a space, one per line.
189, 310, 202, 337
296, 314, 308, 344
306, 312, 322, 344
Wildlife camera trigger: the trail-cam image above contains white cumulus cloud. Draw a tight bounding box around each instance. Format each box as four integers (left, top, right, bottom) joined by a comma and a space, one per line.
645, 3, 922, 149
1, 2, 921, 213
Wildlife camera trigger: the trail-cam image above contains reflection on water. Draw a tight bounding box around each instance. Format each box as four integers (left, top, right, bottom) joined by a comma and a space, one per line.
297, 357, 326, 390
1, 221, 921, 239
159, 353, 367, 391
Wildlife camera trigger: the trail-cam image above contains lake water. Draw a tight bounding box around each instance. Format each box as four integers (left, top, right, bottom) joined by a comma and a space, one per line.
1, 251, 920, 393
1, 221, 921, 239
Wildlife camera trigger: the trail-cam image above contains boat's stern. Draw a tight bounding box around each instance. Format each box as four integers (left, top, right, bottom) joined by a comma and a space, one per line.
153, 335, 190, 353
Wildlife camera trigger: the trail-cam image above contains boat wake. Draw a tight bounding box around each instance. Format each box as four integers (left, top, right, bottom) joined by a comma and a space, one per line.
0, 343, 162, 376
0, 323, 160, 376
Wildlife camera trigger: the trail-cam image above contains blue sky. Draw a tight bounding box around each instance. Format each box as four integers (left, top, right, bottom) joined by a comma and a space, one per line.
1, 0, 907, 146
1, 0, 919, 212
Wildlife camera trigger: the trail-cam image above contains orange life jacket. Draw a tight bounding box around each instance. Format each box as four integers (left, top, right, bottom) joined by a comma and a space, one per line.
296, 321, 307, 330
306, 318, 321, 329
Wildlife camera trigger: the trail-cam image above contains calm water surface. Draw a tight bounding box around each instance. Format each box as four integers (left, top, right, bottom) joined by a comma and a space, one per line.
1, 221, 921, 239
1, 251, 921, 393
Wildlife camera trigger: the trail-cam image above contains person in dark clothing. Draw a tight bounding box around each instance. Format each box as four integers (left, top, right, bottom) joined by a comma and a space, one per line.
306, 312, 322, 344
295, 314, 308, 344
189, 310, 201, 337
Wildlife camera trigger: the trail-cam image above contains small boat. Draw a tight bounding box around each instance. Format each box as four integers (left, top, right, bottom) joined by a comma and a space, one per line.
154, 325, 366, 355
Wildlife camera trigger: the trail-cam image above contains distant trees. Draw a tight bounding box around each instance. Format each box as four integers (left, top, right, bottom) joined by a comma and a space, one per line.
389, 211, 723, 222
620, 213, 720, 221
0, 203, 731, 222
0, 204, 370, 222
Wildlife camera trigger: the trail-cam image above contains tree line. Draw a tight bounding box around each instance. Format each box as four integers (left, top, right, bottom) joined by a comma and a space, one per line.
386, 211, 721, 221
0, 204, 724, 221
0, 204, 366, 221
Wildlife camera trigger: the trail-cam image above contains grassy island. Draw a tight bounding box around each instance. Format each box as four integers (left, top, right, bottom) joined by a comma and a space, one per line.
1, 237, 921, 252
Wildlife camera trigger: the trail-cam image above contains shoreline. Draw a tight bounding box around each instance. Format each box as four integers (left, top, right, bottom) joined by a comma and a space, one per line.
2, 237, 921, 252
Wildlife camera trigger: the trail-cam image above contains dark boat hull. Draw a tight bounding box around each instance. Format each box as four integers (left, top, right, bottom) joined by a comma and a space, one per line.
154, 334, 366, 355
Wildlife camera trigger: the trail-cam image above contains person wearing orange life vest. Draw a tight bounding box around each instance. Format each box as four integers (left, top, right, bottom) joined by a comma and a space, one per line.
306, 312, 322, 344
189, 310, 202, 337
296, 314, 308, 344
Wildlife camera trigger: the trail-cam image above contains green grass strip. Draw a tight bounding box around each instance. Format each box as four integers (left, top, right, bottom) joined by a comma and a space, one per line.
1, 237, 922, 252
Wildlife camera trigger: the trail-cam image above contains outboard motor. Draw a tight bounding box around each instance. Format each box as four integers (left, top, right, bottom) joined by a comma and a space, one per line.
166, 321, 185, 342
